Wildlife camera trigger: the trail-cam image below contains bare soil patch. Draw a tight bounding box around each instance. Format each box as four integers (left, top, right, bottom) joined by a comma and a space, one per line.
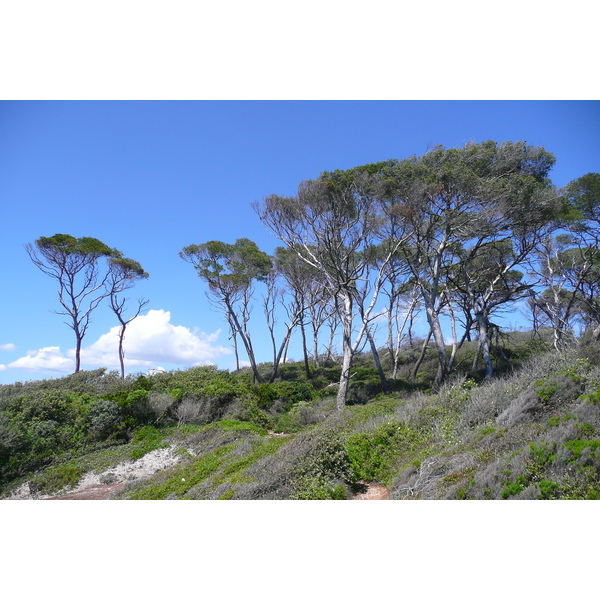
351, 481, 390, 500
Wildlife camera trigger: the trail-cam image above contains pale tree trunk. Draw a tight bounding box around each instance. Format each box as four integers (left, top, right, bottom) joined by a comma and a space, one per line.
411, 329, 432, 381
336, 293, 354, 410
74, 332, 82, 373
312, 327, 320, 367
118, 324, 126, 379
367, 327, 389, 394
475, 311, 494, 379
426, 304, 448, 392
392, 294, 418, 379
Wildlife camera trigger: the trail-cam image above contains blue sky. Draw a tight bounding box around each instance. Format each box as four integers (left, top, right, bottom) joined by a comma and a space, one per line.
0, 100, 599, 384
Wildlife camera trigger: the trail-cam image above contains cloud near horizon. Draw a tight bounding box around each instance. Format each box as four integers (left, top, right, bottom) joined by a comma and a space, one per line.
1, 310, 231, 375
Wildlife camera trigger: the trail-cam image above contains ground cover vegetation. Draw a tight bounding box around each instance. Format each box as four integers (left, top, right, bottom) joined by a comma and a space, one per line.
7, 140, 599, 499
1, 331, 599, 500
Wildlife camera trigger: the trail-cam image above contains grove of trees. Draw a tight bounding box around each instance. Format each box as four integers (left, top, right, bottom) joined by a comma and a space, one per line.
27, 141, 600, 408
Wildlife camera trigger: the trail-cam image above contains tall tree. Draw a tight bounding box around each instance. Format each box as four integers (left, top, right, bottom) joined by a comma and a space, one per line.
369, 141, 559, 389
180, 238, 272, 383
106, 257, 149, 379
255, 169, 409, 408
26, 234, 119, 372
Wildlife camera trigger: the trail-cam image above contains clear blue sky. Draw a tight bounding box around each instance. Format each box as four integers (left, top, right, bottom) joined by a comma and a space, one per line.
1, 100, 599, 384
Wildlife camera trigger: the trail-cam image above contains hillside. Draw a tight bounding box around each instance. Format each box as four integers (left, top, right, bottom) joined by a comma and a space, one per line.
1, 334, 600, 501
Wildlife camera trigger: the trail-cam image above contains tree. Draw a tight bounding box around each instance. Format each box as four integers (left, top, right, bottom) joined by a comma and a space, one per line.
452, 240, 533, 376
255, 169, 410, 408
106, 257, 149, 379
26, 234, 119, 372
180, 238, 272, 383
369, 141, 559, 388
528, 173, 600, 347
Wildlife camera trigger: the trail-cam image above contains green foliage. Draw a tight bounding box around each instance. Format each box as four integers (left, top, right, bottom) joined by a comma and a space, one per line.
128, 444, 235, 500
502, 482, 525, 499
537, 479, 559, 499
291, 427, 354, 496
346, 421, 425, 486
251, 381, 313, 409
563, 439, 600, 461
129, 425, 169, 461
217, 419, 268, 436
529, 440, 557, 465
2, 339, 600, 501
30, 463, 85, 495
534, 380, 558, 403
291, 477, 349, 500
88, 398, 123, 440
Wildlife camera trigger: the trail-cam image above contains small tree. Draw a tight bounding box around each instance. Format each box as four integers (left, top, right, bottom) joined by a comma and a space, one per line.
106, 257, 149, 378
180, 238, 272, 383
26, 234, 119, 372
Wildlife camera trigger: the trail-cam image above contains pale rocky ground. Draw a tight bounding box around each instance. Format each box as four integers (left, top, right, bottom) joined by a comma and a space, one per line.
7, 446, 187, 500
6, 443, 390, 501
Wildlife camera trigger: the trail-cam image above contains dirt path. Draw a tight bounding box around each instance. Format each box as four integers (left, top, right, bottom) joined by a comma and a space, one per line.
44, 482, 129, 500
43, 481, 390, 500
351, 482, 390, 500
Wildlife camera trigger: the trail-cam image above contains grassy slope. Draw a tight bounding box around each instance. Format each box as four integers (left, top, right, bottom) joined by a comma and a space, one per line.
1, 336, 599, 500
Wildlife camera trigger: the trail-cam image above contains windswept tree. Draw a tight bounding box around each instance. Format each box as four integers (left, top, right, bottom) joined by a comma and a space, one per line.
106, 257, 149, 378
180, 238, 272, 383
563, 173, 600, 340
254, 169, 410, 408
451, 240, 533, 376
26, 234, 119, 372
365, 141, 559, 388
528, 173, 600, 347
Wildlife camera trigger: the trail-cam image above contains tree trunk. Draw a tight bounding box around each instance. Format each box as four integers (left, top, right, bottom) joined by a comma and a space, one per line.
118, 324, 126, 379
367, 328, 389, 394
475, 311, 494, 379
336, 293, 354, 410
300, 318, 311, 379
312, 324, 320, 367
411, 329, 432, 381
337, 339, 353, 410
74, 331, 82, 373
426, 305, 448, 392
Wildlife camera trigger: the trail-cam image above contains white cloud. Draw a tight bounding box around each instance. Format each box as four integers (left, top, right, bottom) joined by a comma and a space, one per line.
80, 309, 231, 370
0, 343, 16, 352
6, 346, 75, 373
1, 310, 232, 376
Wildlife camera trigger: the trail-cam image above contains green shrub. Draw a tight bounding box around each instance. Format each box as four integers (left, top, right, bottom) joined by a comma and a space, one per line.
538, 480, 559, 499
129, 425, 168, 460
31, 463, 84, 495
88, 398, 123, 440
291, 476, 348, 500
293, 427, 353, 489
564, 439, 600, 460
345, 421, 424, 485
502, 482, 525, 499
529, 441, 557, 465
251, 381, 313, 410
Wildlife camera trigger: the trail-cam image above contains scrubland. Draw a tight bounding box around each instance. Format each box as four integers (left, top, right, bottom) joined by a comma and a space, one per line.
1, 331, 599, 500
